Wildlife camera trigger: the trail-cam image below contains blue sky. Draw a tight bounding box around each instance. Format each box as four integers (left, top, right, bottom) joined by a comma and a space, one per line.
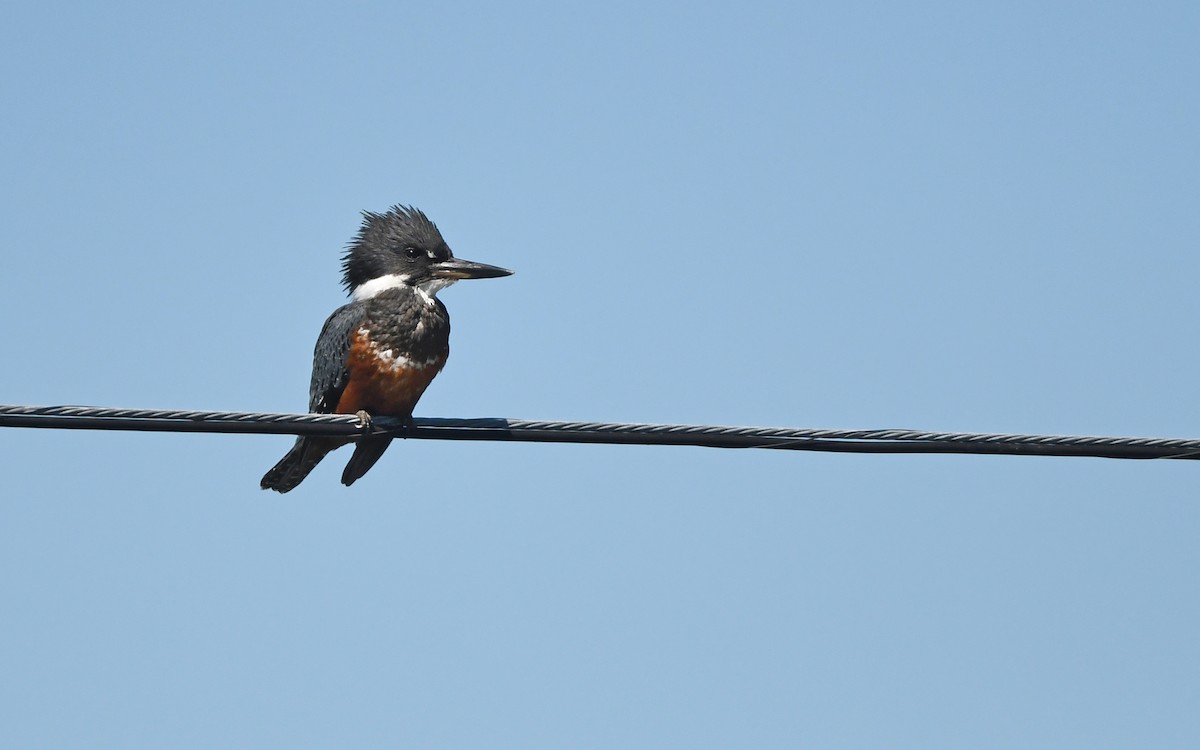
2, 1, 1198, 747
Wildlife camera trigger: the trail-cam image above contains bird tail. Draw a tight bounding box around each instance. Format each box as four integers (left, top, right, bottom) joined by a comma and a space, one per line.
341, 436, 394, 486
260, 437, 338, 493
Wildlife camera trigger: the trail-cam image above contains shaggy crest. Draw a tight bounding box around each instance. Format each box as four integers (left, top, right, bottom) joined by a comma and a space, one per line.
340, 205, 450, 293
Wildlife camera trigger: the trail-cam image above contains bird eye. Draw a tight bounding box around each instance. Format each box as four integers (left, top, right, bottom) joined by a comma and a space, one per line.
403, 247, 422, 259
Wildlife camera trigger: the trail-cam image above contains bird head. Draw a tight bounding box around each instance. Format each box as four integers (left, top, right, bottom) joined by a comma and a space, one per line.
342, 205, 512, 301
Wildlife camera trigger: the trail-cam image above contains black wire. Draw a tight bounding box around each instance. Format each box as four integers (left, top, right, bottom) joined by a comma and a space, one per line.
1, 404, 1198, 461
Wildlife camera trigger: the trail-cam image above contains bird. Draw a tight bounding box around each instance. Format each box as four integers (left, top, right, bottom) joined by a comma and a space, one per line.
261, 205, 512, 492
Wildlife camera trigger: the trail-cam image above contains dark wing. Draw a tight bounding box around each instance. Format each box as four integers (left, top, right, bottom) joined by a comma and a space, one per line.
308, 301, 368, 413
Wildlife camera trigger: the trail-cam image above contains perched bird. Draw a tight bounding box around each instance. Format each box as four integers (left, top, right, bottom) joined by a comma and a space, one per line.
261, 205, 512, 492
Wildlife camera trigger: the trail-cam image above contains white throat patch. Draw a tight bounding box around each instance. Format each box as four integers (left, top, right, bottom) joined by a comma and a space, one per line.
418, 277, 458, 296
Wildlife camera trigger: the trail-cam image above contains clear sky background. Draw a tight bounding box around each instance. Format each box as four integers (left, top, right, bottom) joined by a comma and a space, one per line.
2, 1, 1198, 747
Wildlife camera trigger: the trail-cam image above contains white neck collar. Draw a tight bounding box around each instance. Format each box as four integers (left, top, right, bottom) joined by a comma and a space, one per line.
351, 273, 457, 304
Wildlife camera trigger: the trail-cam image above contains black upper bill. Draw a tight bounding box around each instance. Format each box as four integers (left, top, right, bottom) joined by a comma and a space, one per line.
431, 258, 514, 280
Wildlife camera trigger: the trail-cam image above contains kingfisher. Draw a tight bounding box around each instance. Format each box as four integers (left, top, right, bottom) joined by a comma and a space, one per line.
260, 205, 512, 492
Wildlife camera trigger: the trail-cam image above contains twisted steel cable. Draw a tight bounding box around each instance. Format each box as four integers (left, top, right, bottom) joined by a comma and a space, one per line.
1, 403, 1198, 460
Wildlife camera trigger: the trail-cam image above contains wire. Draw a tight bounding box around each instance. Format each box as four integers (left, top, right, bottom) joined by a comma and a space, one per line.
1, 403, 1198, 461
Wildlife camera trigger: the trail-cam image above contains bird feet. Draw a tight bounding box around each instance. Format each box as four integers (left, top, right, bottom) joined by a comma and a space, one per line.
354, 410, 416, 438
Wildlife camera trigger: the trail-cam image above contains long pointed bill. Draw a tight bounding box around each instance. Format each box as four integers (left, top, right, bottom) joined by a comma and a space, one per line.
430, 257, 514, 280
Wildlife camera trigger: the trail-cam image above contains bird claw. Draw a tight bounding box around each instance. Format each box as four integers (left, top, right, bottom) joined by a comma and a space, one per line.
354, 410, 416, 438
